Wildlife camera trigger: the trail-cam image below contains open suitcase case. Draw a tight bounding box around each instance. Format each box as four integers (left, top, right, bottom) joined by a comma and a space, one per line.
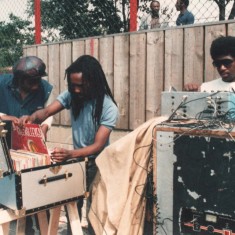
0, 121, 86, 216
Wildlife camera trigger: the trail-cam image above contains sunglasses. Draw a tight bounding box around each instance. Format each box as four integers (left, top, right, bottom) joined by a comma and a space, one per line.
212, 59, 234, 68
24, 76, 42, 85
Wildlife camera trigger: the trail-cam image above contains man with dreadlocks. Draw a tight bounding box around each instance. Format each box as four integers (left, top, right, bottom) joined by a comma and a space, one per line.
19, 55, 119, 232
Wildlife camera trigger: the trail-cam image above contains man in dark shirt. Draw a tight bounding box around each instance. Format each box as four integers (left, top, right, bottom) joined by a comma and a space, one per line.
0, 56, 53, 235
0, 56, 53, 138
175, 0, 194, 26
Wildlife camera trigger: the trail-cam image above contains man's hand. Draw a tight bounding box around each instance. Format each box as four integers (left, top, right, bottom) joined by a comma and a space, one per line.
51, 147, 72, 162
18, 116, 49, 140
0, 115, 19, 124
18, 115, 32, 127
184, 83, 200, 91
0, 115, 19, 123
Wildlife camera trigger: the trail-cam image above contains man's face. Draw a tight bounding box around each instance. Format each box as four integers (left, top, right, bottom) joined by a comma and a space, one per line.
151, 1, 160, 14
212, 55, 235, 82
19, 76, 41, 93
69, 72, 90, 100
175, 0, 183, 11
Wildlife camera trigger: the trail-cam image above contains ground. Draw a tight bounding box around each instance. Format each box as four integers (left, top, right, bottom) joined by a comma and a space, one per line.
9, 209, 90, 235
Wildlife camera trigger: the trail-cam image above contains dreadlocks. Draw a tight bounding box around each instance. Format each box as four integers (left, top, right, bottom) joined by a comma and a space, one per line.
66, 55, 117, 124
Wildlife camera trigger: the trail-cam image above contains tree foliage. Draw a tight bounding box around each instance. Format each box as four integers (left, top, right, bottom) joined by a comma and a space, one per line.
212, 0, 235, 20
0, 14, 34, 68
2, 0, 235, 69
27, 0, 124, 40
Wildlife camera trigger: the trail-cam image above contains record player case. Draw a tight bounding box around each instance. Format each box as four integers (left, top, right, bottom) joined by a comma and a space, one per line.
0, 122, 86, 216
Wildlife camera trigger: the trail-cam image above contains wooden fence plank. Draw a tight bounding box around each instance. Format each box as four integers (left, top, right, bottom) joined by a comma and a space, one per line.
129, 33, 146, 130
99, 37, 114, 93
204, 24, 226, 82
72, 40, 85, 62
24, 21, 235, 131
48, 44, 60, 124
59, 42, 72, 126
227, 23, 235, 36
37, 45, 48, 69
37, 45, 51, 103
85, 38, 99, 59
37, 45, 59, 124
184, 26, 204, 88
114, 35, 130, 129
164, 28, 184, 91
146, 31, 164, 119
24, 46, 37, 56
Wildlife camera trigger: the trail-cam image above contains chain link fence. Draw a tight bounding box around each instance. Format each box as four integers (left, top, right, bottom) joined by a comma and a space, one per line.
0, 0, 234, 69
138, 0, 235, 28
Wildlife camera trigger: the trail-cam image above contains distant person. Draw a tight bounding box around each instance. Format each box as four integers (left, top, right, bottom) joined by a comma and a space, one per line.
184, 36, 235, 92
139, 0, 161, 30
175, 0, 194, 26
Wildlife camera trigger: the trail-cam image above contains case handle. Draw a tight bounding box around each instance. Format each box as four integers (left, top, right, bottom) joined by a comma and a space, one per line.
39, 171, 72, 186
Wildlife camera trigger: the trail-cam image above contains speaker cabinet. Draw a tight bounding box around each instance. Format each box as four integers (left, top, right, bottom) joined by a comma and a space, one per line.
155, 126, 235, 235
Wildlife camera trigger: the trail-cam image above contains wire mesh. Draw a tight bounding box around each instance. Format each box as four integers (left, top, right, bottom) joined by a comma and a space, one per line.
137, 0, 235, 28
0, 0, 234, 69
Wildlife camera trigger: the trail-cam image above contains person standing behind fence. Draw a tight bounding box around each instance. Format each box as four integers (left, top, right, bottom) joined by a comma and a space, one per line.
175, 0, 194, 26
139, 0, 161, 30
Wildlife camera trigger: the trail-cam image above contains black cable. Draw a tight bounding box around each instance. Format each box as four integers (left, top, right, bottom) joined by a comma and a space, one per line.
132, 125, 163, 234
166, 91, 224, 122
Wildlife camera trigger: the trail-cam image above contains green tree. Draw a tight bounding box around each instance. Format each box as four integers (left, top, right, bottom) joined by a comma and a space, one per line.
212, 0, 235, 20
227, 0, 235, 19
27, 0, 124, 40
0, 14, 34, 69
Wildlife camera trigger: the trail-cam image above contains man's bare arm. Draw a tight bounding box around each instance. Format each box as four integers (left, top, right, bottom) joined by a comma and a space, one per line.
19, 100, 64, 125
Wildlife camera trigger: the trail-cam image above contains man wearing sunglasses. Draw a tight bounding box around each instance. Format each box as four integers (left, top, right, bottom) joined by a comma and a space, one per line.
0, 56, 53, 138
184, 36, 235, 92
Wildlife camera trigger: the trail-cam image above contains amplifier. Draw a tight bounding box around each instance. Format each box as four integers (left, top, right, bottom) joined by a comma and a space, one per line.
181, 207, 235, 234
161, 91, 235, 120
154, 126, 235, 235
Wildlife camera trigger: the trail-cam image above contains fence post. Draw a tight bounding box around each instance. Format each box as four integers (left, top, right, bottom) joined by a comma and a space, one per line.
35, 0, 41, 44
130, 0, 137, 32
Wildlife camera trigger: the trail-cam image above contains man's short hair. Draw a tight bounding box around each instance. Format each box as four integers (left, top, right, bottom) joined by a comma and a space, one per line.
210, 36, 235, 60
150, 0, 160, 7
13, 56, 47, 79
12, 56, 47, 87
181, 0, 189, 7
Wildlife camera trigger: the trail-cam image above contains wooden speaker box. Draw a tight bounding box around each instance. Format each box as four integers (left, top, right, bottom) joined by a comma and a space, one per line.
154, 124, 235, 235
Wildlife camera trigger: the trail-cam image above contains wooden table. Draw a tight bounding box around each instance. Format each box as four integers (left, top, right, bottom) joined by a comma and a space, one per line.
0, 201, 83, 235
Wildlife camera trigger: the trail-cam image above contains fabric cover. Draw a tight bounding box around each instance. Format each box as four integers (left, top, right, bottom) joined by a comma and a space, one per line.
89, 116, 167, 235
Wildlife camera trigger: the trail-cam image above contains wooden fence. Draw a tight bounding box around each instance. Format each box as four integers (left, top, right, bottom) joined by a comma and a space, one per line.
23, 20, 235, 131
